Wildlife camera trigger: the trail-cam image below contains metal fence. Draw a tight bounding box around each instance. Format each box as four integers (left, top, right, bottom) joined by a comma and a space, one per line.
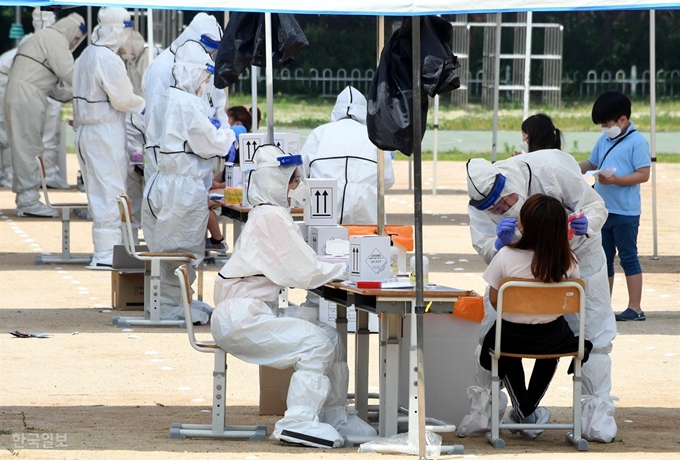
562, 66, 680, 98
234, 67, 375, 97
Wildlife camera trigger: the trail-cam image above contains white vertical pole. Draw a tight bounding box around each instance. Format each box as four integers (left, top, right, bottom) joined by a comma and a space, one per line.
432, 95, 439, 196
649, 10, 658, 259
377, 16, 386, 236
87, 6, 92, 45
522, 12, 533, 120
264, 13, 274, 142
251, 66, 259, 131
491, 14, 502, 162
147, 9, 154, 64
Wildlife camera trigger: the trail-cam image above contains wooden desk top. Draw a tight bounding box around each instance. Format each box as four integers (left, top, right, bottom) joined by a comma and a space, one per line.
324, 281, 472, 298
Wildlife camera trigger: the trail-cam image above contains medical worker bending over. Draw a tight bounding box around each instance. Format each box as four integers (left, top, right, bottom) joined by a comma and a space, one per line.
458, 116, 617, 443
300, 85, 395, 225
142, 41, 232, 324
4, 12, 86, 217
73, 7, 145, 267
212, 144, 376, 448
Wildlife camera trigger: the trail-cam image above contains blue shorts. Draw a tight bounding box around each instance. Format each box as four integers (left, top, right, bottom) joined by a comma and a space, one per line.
601, 213, 641, 277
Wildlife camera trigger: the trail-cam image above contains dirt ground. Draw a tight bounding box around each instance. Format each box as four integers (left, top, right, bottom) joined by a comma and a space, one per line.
1, 157, 679, 459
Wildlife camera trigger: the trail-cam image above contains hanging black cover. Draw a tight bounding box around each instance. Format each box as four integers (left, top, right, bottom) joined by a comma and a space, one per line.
367, 16, 460, 156
214, 13, 309, 89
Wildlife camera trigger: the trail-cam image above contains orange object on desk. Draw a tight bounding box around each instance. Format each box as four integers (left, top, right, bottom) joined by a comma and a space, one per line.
344, 225, 414, 251
452, 294, 484, 323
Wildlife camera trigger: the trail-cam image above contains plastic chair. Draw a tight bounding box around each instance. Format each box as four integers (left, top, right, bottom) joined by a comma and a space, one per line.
34, 156, 91, 265
169, 264, 267, 441
486, 277, 588, 451
112, 194, 203, 328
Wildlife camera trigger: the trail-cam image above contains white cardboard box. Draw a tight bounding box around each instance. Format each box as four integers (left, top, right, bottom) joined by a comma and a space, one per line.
304, 178, 339, 226
238, 133, 267, 169
224, 163, 242, 188
273, 133, 300, 155
349, 235, 391, 282
318, 298, 379, 333
297, 222, 309, 244
310, 225, 348, 256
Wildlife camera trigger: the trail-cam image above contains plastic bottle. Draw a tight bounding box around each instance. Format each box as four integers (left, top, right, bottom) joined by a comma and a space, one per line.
409, 255, 429, 285
390, 246, 399, 279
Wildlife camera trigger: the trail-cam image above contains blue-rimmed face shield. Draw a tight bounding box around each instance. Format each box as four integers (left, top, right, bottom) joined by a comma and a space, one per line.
467, 160, 507, 211
123, 19, 134, 28
200, 34, 221, 55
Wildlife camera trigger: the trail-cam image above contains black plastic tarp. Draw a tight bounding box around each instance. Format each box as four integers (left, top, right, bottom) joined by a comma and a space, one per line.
214, 12, 309, 89
367, 16, 460, 156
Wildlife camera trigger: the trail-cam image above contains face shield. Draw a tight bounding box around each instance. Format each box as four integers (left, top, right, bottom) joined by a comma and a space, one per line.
70, 21, 88, 51
284, 156, 310, 208
199, 34, 221, 57
117, 20, 135, 57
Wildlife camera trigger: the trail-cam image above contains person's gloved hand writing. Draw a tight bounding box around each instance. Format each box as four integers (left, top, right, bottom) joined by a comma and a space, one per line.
494, 217, 517, 251
569, 213, 588, 236
209, 117, 221, 129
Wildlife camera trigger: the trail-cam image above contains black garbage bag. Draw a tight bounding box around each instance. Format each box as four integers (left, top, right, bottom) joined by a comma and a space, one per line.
215, 12, 308, 89
367, 16, 460, 156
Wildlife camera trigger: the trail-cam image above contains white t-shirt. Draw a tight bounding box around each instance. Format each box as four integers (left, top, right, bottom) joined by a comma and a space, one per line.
482, 247, 580, 324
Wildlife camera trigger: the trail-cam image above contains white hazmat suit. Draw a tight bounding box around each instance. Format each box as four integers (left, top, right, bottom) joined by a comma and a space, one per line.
458, 151, 618, 442
0, 9, 61, 189
3, 13, 86, 217
142, 41, 231, 324
300, 86, 395, 225
73, 8, 145, 266
212, 144, 376, 448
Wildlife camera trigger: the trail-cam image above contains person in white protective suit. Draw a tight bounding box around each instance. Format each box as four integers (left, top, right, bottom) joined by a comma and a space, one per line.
142, 40, 233, 324
3, 12, 86, 217
211, 144, 377, 448
141, 13, 227, 249
300, 85, 395, 225
0, 9, 60, 189
458, 150, 618, 443
120, 30, 159, 237
73, 7, 145, 267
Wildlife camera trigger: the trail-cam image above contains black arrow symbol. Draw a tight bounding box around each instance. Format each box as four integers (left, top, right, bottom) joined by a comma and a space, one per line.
315, 190, 321, 214
322, 190, 328, 214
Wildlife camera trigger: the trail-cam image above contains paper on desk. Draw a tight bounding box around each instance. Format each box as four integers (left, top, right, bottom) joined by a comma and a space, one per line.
585, 167, 616, 179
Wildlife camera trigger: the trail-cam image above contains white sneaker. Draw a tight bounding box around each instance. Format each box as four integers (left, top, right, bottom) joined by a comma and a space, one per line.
15, 202, 58, 218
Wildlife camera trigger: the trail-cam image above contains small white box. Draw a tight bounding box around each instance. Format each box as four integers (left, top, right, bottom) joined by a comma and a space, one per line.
304, 178, 339, 226
224, 163, 241, 188
318, 298, 379, 333
310, 225, 348, 256
297, 222, 309, 244
238, 133, 267, 169
349, 235, 391, 282
273, 133, 300, 155
241, 169, 253, 208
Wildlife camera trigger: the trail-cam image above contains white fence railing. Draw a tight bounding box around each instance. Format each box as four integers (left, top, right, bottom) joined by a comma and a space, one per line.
233, 65, 680, 100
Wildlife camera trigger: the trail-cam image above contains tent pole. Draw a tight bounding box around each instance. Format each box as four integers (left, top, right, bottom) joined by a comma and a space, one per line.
409, 15, 427, 460
264, 13, 274, 142
649, 10, 658, 259
432, 95, 439, 196
377, 16, 386, 236
87, 7, 92, 45
491, 13, 502, 162
147, 9, 154, 65
251, 66, 259, 131
522, 11, 532, 120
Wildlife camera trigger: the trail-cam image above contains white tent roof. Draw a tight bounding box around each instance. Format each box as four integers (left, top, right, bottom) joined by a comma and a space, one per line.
51, 0, 680, 13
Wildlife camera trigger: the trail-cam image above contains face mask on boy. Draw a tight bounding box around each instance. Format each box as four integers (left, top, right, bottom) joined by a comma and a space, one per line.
601, 124, 622, 139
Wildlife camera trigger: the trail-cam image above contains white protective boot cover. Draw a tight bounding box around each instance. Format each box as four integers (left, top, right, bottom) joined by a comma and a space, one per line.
581, 352, 618, 442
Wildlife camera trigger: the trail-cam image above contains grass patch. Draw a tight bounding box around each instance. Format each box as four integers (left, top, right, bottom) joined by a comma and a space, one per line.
0, 429, 11, 435
393, 150, 680, 163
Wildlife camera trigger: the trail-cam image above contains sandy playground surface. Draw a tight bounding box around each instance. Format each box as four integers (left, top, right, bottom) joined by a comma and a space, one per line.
1, 157, 679, 459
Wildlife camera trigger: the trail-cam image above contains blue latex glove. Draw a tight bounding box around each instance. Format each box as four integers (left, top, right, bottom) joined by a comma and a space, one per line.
141, 108, 145, 116
209, 117, 221, 129
494, 217, 517, 251
570, 214, 589, 236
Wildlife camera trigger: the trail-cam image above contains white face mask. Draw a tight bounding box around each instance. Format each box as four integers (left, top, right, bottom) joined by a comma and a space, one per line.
519, 140, 529, 153
288, 181, 310, 208
601, 124, 622, 139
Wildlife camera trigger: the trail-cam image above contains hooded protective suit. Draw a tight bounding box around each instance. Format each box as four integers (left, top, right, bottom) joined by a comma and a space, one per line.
141, 13, 227, 168
0, 10, 60, 189
458, 151, 618, 442
122, 30, 158, 235
3, 13, 86, 217
73, 7, 145, 266
141, 41, 231, 324
300, 86, 395, 225
212, 144, 376, 448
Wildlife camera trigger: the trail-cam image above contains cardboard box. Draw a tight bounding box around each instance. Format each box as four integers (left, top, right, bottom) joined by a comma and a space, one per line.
349, 235, 391, 281
318, 298, 379, 333
310, 225, 348, 256
259, 366, 295, 416
111, 271, 144, 310
304, 178, 339, 226
224, 163, 241, 188
272, 133, 300, 155
297, 222, 309, 244
238, 133, 267, 169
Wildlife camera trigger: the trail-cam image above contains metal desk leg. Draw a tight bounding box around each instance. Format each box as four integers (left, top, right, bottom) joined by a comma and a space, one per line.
232, 221, 242, 247
335, 302, 348, 362
355, 308, 370, 422
379, 312, 402, 437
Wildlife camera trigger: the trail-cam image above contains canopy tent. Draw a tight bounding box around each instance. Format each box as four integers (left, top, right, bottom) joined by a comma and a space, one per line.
2, 0, 667, 455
